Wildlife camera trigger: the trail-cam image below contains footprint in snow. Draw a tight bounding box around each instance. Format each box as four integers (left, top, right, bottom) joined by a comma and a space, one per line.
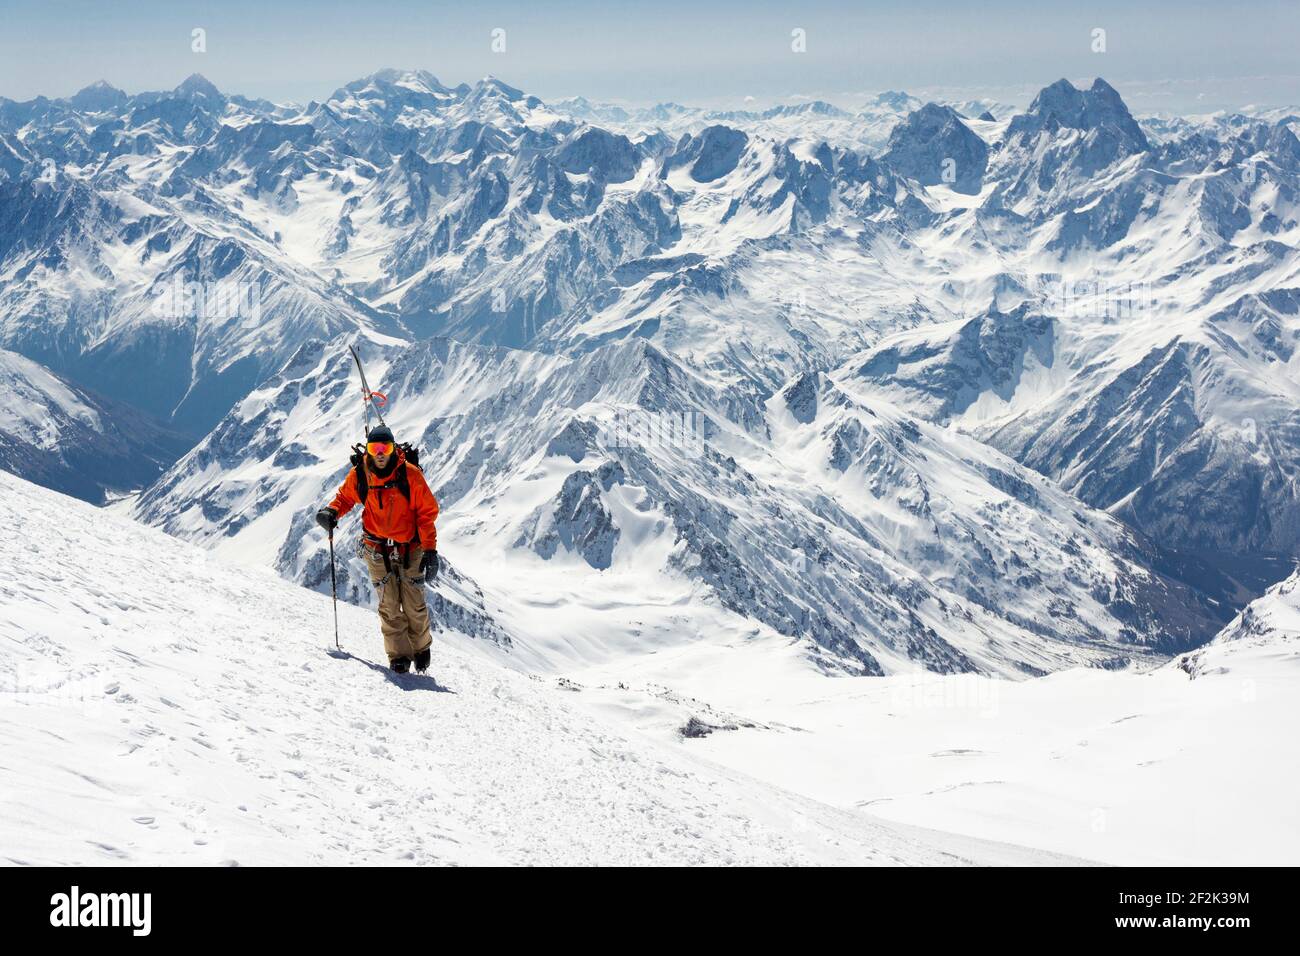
88, 841, 130, 859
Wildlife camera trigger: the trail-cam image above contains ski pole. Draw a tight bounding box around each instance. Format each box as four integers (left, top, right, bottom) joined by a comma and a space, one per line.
328, 528, 341, 650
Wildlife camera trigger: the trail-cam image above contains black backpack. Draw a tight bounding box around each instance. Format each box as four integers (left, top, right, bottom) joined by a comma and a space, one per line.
349, 442, 422, 506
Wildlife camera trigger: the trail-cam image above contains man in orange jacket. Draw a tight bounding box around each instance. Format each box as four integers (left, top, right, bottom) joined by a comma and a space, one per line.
316, 425, 440, 673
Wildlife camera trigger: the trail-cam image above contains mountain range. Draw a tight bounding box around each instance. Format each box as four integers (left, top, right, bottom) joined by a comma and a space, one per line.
2, 69, 1298, 677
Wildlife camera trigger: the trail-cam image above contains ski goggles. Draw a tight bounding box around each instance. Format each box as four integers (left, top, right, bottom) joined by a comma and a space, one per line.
366, 441, 395, 457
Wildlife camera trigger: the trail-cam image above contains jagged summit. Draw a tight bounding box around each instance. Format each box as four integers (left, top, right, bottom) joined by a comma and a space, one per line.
67, 79, 127, 111
74, 79, 122, 95
883, 102, 989, 193
871, 90, 919, 111
760, 101, 848, 119
173, 72, 224, 100
1010, 76, 1147, 150
369, 67, 445, 87
468, 74, 530, 103
345, 68, 458, 101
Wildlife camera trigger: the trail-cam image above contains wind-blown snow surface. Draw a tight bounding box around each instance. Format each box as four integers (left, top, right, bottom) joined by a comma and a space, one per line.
0, 471, 1093, 865
558, 568, 1300, 866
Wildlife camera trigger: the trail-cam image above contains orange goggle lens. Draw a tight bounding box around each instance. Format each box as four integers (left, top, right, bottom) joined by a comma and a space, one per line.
367, 441, 395, 457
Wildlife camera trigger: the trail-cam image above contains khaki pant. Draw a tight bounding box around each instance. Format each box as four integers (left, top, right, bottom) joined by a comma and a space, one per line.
362, 542, 433, 663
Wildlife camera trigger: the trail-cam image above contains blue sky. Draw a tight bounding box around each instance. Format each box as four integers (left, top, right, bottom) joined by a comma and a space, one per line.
1, 0, 1297, 113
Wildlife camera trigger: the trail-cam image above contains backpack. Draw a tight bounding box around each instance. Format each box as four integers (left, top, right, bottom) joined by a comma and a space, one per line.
349, 442, 422, 506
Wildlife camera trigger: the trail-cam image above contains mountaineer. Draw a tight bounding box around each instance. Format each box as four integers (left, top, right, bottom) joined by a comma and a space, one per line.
316, 424, 439, 673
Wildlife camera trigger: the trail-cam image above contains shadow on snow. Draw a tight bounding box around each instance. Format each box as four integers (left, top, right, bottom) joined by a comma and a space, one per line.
327, 649, 455, 693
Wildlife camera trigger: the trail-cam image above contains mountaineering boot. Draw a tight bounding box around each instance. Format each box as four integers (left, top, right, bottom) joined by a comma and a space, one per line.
391, 656, 412, 674
414, 647, 431, 673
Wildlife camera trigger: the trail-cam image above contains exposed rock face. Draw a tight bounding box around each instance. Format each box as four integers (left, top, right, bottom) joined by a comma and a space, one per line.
883, 103, 989, 194
518, 464, 623, 570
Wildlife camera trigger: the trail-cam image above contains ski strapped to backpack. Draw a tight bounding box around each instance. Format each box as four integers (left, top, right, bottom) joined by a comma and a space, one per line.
343, 343, 429, 566
345, 342, 423, 505
349, 441, 422, 506
349, 343, 387, 432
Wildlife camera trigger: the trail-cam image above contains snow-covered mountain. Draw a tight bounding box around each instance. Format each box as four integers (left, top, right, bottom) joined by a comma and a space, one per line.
1183, 565, 1300, 660
0, 348, 189, 502
3, 70, 1299, 678
0, 75, 407, 435
882, 103, 989, 194
548, 90, 1012, 154
130, 333, 1220, 678
848, 293, 1300, 590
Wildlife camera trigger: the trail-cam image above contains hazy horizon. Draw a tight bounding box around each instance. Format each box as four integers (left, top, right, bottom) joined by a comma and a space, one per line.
2, 0, 1298, 116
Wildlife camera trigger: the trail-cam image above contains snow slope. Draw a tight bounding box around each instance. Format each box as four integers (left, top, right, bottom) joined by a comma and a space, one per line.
1182, 567, 1300, 660
0, 471, 1087, 865
558, 571, 1300, 866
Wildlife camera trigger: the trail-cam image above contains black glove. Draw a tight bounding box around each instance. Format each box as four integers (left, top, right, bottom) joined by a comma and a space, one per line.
420, 549, 440, 583
315, 507, 338, 532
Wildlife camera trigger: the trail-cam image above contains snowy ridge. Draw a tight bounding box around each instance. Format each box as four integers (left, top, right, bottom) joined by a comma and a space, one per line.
0, 348, 189, 502
1174, 567, 1300, 678
133, 333, 1221, 677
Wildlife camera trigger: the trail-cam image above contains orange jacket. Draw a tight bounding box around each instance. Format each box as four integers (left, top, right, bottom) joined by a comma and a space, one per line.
329, 451, 439, 550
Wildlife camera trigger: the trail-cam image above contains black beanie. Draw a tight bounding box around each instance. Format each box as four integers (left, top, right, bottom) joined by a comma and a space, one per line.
366, 424, 395, 445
